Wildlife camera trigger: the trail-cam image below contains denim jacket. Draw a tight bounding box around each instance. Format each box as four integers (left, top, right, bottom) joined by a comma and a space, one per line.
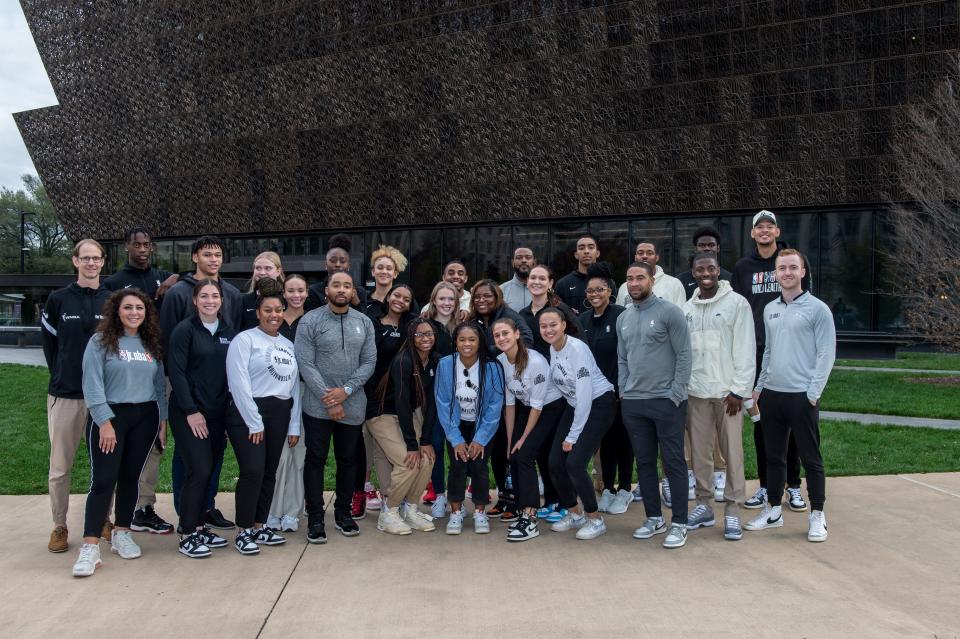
434, 355, 504, 447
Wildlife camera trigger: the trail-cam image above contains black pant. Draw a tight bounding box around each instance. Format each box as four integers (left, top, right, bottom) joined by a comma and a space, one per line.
170, 404, 226, 532
623, 397, 689, 525
759, 390, 826, 511
549, 392, 616, 514
226, 397, 292, 529
512, 399, 566, 510
84, 402, 158, 538
303, 414, 362, 521
600, 401, 633, 493
754, 348, 801, 488
354, 432, 367, 493
491, 413, 509, 498
447, 421, 494, 506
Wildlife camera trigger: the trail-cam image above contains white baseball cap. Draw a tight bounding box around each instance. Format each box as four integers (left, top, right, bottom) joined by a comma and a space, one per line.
752, 210, 777, 226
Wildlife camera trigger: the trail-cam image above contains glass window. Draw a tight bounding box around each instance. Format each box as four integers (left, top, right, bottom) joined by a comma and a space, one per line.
874, 210, 903, 330
174, 240, 194, 273
512, 225, 550, 269
674, 216, 743, 276
365, 230, 411, 290
819, 210, 873, 331
590, 221, 630, 286
549, 223, 592, 280
441, 227, 477, 289
738, 212, 818, 287
410, 228, 442, 303
152, 240, 175, 273
476, 225, 512, 283
630, 218, 674, 274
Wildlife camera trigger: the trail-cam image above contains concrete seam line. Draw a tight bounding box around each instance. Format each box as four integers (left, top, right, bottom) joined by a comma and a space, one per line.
256, 541, 309, 639
898, 475, 960, 499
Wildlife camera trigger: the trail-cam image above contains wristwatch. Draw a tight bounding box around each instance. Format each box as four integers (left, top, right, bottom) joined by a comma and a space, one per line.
344, 386, 353, 396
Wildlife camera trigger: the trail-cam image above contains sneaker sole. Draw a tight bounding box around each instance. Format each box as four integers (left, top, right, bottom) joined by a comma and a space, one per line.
724, 531, 744, 541
606, 505, 630, 515
686, 519, 716, 530
744, 519, 784, 531
205, 523, 235, 530
110, 548, 142, 559
376, 525, 413, 535
808, 533, 828, 543
446, 528, 463, 535
335, 525, 361, 537
129, 524, 173, 534
351, 512, 366, 520
788, 503, 808, 512
633, 526, 667, 539
743, 500, 765, 509
205, 541, 229, 549
576, 529, 607, 540
306, 536, 327, 545
72, 561, 101, 577
48, 545, 69, 554
235, 546, 260, 555
257, 539, 287, 546
178, 547, 212, 558
663, 537, 687, 548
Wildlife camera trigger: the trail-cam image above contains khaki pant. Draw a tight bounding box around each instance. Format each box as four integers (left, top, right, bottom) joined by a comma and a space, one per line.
364, 411, 432, 506
268, 436, 306, 521
684, 429, 726, 470
686, 396, 745, 516
138, 378, 171, 508
48, 395, 113, 526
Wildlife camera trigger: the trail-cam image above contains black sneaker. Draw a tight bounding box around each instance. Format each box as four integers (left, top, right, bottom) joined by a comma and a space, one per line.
178, 532, 212, 559
306, 522, 327, 545
334, 516, 360, 537
507, 515, 540, 542
198, 527, 229, 548
234, 529, 260, 555
130, 506, 174, 534
205, 508, 235, 530
253, 526, 286, 546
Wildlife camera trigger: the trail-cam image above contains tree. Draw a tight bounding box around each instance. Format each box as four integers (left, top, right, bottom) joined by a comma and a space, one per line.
0, 174, 72, 273
888, 63, 960, 351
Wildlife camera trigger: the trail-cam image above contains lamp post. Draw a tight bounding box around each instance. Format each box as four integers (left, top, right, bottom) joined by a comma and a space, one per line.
19, 210, 35, 274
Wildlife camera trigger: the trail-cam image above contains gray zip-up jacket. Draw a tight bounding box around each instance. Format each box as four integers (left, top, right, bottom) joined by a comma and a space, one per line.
756, 291, 836, 402
295, 305, 376, 425
616, 294, 691, 405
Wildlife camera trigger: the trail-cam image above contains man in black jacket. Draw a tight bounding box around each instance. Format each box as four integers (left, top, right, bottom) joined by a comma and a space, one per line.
42, 239, 113, 554
103, 227, 179, 307
677, 225, 733, 300
731, 210, 810, 512
556, 233, 601, 315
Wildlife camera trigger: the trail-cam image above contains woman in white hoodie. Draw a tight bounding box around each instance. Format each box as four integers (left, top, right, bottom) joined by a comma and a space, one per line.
681, 253, 755, 541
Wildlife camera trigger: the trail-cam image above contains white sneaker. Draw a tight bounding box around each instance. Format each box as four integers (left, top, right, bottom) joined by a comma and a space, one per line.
446, 510, 464, 535
744, 504, 784, 531
401, 502, 436, 532
661, 478, 672, 508
72, 543, 102, 577
266, 515, 282, 530
377, 507, 413, 535
808, 510, 828, 542
110, 529, 142, 559
550, 512, 586, 532
687, 469, 695, 501
473, 511, 490, 534
364, 482, 383, 511
431, 494, 448, 519
597, 489, 616, 513
786, 487, 808, 512
632, 485, 643, 502
280, 515, 299, 533
713, 471, 726, 502
663, 522, 688, 549
608, 489, 633, 515
575, 517, 607, 540
633, 516, 666, 539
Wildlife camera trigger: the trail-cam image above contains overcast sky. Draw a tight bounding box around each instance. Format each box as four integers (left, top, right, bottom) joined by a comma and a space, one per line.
0, 1, 57, 192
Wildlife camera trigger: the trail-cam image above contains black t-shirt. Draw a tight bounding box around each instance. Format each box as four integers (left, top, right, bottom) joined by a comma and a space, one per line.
365, 316, 410, 418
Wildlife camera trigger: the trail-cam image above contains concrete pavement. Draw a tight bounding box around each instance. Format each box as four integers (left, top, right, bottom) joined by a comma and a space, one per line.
835, 365, 960, 374
0, 346, 46, 367
2, 474, 959, 638
823, 410, 960, 430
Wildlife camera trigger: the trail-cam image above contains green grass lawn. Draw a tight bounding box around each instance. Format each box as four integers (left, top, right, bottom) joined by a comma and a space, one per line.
3, 363, 960, 495
836, 351, 960, 371
820, 370, 960, 420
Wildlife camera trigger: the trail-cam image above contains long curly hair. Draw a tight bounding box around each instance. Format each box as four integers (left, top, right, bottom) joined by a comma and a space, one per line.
96, 289, 163, 360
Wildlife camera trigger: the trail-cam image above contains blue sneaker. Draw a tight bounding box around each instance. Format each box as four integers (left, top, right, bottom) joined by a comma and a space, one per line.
544, 507, 568, 524
536, 503, 559, 519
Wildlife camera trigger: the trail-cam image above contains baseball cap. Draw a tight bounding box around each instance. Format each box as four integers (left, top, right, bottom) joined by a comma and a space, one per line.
752, 210, 777, 226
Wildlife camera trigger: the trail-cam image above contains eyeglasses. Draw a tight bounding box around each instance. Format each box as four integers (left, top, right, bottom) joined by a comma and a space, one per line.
76, 256, 104, 264
585, 287, 608, 294
474, 293, 495, 301
414, 332, 433, 338
463, 368, 475, 389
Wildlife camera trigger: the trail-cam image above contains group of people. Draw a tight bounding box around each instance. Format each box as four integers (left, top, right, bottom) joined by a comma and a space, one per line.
40, 209, 836, 579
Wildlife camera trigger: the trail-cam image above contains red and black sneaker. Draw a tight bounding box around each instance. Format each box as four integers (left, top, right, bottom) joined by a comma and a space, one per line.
422, 481, 437, 505
350, 491, 366, 520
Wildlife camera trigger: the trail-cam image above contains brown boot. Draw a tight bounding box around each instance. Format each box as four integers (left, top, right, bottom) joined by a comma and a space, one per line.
100, 520, 114, 542
48, 525, 68, 553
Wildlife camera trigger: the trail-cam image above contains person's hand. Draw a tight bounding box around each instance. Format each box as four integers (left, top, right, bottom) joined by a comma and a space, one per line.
809, 398, 818, 407
467, 441, 485, 460
510, 435, 526, 456
420, 445, 436, 465
187, 412, 208, 438
156, 274, 179, 298
288, 435, 300, 447
99, 422, 117, 454
328, 404, 345, 421
723, 395, 743, 417
453, 443, 469, 462
322, 387, 348, 407
561, 441, 573, 452
158, 420, 167, 448
752, 390, 761, 403
249, 430, 263, 444
457, 309, 470, 322
404, 450, 421, 470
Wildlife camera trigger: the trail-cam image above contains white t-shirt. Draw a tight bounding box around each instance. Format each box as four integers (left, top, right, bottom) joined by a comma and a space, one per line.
226, 328, 301, 436
550, 336, 614, 445
454, 356, 480, 422
497, 349, 561, 409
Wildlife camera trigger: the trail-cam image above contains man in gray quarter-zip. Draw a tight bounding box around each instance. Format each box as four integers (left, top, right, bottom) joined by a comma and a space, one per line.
744, 249, 835, 543
295, 271, 376, 543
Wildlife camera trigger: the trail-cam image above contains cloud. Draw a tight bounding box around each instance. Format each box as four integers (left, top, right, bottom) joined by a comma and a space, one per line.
0, 4, 58, 191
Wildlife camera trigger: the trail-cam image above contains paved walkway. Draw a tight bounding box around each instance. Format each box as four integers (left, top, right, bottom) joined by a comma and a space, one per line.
835, 365, 960, 374
823, 411, 960, 430
2, 474, 959, 638
0, 346, 45, 367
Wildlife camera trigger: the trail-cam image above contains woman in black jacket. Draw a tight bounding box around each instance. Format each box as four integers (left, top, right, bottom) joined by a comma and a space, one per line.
167, 279, 236, 558
577, 263, 633, 516
520, 264, 580, 358
366, 318, 440, 534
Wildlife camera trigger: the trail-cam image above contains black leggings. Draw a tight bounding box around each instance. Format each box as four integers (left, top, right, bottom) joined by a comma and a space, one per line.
170, 404, 226, 532
549, 392, 617, 514
446, 420, 494, 506
303, 415, 362, 521
491, 413, 509, 498
84, 402, 158, 538
512, 399, 566, 510
754, 349, 801, 488
759, 390, 826, 511
226, 396, 292, 529
600, 402, 633, 493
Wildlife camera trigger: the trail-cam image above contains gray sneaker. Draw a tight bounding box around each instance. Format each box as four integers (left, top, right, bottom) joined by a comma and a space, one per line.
632, 516, 666, 539
662, 523, 687, 548
724, 515, 743, 541
687, 504, 716, 530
